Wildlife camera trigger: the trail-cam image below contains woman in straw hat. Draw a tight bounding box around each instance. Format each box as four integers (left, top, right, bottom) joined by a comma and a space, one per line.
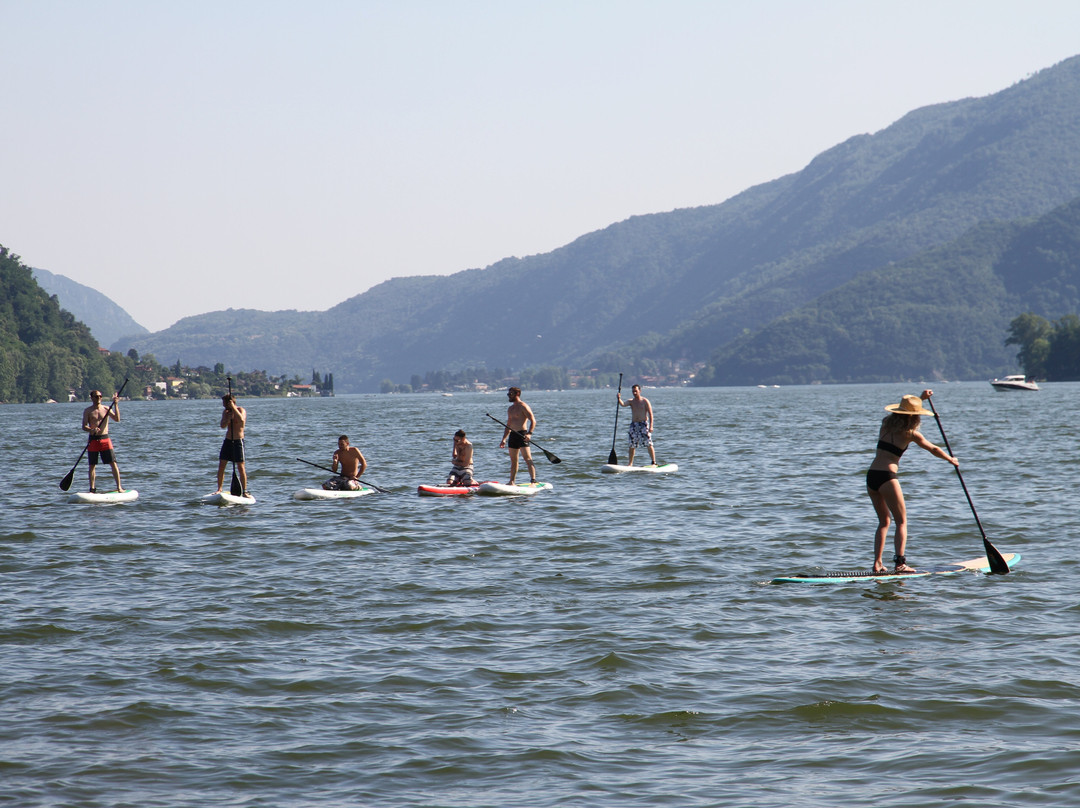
867, 389, 959, 573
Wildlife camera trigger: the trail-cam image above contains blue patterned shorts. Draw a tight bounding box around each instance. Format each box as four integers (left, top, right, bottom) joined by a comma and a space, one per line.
628, 421, 652, 447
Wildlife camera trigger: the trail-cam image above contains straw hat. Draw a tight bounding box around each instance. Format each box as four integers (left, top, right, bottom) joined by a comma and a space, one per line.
885, 394, 933, 416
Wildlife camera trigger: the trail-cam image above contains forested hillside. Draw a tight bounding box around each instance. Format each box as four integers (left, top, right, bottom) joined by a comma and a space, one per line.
0, 246, 115, 401
698, 196, 1080, 384
116, 55, 1080, 390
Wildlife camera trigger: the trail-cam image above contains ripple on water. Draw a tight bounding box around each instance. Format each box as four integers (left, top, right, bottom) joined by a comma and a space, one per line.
1, 388, 1077, 807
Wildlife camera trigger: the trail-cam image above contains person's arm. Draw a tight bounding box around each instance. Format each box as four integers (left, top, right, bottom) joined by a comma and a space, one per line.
645, 400, 654, 430
330, 449, 341, 473
911, 431, 959, 466
355, 449, 367, 477
110, 392, 120, 422
524, 404, 536, 435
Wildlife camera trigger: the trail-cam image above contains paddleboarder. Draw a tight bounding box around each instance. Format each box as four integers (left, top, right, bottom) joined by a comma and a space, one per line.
323, 435, 366, 491
215, 393, 249, 495
617, 384, 657, 466
446, 429, 475, 487
498, 387, 537, 485
867, 390, 958, 573
81, 389, 123, 493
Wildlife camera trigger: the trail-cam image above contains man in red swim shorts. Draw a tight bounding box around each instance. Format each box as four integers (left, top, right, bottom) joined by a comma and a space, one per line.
81, 389, 124, 493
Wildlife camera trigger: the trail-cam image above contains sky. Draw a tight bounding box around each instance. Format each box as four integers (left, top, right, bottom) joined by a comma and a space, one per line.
3, 1, 1080, 333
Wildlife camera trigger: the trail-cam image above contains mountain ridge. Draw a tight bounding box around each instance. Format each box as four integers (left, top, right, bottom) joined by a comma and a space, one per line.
114, 55, 1080, 391
31, 267, 148, 348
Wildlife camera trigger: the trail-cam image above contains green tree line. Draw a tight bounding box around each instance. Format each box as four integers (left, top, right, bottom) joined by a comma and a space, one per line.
2, 245, 321, 402
1006, 312, 1080, 381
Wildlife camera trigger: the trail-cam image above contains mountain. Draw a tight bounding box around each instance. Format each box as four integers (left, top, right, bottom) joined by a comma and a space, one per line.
700, 195, 1080, 384
32, 267, 148, 348
116, 55, 1080, 391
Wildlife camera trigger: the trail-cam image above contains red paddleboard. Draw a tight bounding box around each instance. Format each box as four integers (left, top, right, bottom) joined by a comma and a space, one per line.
417, 482, 495, 497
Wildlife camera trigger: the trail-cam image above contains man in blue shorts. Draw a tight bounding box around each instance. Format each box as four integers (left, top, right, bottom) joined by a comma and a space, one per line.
617, 384, 657, 466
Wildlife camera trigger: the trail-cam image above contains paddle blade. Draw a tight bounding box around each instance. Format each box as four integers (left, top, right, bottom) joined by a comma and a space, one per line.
59, 467, 75, 491
541, 447, 562, 464
230, 468, 243, 496
984, 538, 1011, 575
607, 448, 618, 465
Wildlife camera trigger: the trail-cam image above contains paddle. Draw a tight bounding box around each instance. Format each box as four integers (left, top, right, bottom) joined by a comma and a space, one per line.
608, 372, 623, 465
925, 394, 1010, 575
295, 457, 392, 493
226, 376, 243, 496
60, 377, 129, 491
485, 413, 561, 464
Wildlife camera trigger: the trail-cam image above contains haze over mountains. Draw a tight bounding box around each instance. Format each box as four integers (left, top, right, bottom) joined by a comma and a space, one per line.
31, 268, 148, 349
108, 55, 1080, 391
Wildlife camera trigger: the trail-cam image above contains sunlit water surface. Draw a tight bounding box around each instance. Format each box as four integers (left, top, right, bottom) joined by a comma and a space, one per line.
2, 384, 1076, 807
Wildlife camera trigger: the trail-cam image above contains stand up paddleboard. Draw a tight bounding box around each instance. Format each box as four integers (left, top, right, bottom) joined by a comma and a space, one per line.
68, 489, 139, 504
417, 482, 497, 497
476, 481, 553, 497
293, 486, 376, 500
600, 463, 678, 474
202, 491, 256, 506
771, 553, 1020, 584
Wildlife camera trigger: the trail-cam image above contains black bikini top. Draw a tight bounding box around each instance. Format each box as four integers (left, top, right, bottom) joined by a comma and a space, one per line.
876, 439, 905, 457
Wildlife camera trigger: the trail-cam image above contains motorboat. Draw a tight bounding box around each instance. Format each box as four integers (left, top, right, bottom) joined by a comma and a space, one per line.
990, 374, 1039, 392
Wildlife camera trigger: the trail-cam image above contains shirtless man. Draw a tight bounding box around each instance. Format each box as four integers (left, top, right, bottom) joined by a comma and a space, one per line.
215, 394, 249, 495
82, 389, 123, 492
446, 429, 474, 486
324, 435, 366, 491
498, 387, 537, 485
617, 384, 657, 466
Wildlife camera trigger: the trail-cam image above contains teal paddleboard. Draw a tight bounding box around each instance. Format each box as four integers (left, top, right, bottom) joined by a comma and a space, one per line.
771, 553, 1020, 584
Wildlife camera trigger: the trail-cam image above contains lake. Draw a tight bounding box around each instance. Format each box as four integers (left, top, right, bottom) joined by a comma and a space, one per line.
1, 383, 1074, 807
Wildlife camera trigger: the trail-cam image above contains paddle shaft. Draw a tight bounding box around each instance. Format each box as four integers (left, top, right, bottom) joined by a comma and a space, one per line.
486, 412, 561, 464
608, 373, 623, 465
295, 457, 390, 493
59, 377, 129, 491
925, 395, 1010, 574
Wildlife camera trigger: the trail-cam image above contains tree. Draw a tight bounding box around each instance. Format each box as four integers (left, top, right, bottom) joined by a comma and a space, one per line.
1005, 312, 1052, 378
1045, 314, 1080, 380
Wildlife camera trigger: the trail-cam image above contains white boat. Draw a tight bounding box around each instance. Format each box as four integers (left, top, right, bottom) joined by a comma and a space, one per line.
990, 374, 1039, 392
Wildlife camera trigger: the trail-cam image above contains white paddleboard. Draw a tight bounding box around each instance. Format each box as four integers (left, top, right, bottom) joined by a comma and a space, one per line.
293, 486, 376, 500
68, 489, 139, 504
202, 491, 256, 506
600, 463, 678, 474
476, 481, 553, 496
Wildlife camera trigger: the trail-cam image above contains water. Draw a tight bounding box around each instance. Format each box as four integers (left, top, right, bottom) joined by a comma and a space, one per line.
2, 384, 1076, 807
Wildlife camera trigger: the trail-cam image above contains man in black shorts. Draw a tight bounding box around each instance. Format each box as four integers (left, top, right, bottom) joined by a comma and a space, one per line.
216, 393, 249, 495
497, 387, 537, 485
